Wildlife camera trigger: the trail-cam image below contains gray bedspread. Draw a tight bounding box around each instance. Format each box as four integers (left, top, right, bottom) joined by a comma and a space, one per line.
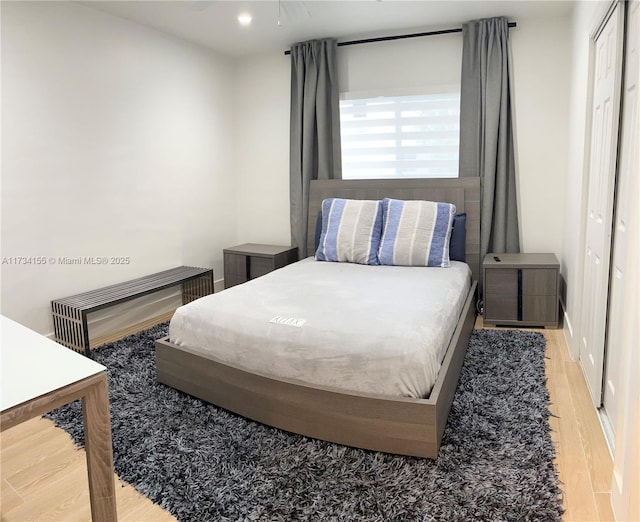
169, 258, 471, 398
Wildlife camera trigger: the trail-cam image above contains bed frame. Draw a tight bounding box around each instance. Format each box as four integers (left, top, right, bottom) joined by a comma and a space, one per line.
156, 178, 480, 458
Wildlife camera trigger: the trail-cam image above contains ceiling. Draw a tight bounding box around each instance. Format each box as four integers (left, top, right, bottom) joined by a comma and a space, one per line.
81, 0, 575, 58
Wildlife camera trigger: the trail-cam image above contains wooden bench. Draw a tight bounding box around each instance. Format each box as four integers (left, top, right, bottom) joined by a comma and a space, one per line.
52, 266, 213, 355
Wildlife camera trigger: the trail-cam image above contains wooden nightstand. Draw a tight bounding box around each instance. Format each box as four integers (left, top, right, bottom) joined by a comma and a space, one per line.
483, 253, 560, 328
223, 243, 298, 289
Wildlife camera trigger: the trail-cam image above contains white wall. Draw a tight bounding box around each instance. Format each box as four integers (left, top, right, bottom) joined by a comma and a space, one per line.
233, 14, 572, 260
338, 32, 462, 93
1, 1, 237, 334
510, 16, 571, 255
232, 52, 291, 245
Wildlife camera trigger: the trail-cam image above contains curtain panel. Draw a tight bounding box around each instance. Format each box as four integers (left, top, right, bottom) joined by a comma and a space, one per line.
290, 38, 342, 258
459, 17, 520, 282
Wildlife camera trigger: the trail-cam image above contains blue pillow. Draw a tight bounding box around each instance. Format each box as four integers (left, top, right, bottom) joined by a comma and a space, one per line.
449, 213, 466, 262
315, 198, 383, 265
378, 198, 456, 267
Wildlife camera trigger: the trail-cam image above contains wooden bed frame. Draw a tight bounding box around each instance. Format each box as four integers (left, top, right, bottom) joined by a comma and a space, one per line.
156, 178, 480, 458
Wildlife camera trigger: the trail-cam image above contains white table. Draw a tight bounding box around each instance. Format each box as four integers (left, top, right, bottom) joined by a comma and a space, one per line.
1, 316, 117, 521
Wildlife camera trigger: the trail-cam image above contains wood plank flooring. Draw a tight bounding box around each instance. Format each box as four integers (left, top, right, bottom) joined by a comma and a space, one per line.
477, 317, 615, 521
1, 416, 175, 522
1, 322, 615, 521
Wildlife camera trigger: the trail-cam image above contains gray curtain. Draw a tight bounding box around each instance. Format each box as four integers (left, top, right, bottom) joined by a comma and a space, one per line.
290, 38, 342, 258
459, 17, 520, 272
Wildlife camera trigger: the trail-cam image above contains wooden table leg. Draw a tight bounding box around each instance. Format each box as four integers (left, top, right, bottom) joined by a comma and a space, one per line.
82, 373, 117, 522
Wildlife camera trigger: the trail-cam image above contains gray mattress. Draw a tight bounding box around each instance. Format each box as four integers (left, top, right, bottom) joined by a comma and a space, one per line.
169, 257, 471, 398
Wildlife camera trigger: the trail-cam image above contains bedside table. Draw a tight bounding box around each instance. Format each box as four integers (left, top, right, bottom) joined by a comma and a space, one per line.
483, 253, 560, 328
223, 243, 298, 289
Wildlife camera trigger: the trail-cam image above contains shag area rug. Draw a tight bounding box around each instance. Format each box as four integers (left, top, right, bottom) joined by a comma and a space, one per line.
47, 325, 563, 522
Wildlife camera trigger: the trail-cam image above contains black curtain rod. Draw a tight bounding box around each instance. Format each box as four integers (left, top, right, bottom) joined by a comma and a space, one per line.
284, 22, 516, 55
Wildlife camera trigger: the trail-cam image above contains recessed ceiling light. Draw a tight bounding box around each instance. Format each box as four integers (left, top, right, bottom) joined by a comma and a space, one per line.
238, 12, 252, 27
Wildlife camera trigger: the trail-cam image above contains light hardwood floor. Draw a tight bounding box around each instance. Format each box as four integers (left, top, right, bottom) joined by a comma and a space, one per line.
1, 321, 615, 521
476, 317, 615, 522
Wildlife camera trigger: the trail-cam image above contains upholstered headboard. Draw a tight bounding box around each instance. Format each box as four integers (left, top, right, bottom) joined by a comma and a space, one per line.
307, 178, 481, 282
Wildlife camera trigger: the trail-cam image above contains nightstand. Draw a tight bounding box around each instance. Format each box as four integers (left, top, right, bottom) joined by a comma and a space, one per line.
483, 253, 560, 328
223, 243, 298, 289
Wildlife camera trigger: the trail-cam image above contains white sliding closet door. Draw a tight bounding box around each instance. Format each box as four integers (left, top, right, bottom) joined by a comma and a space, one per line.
579, 1, 624, 406
603, 0, 639, 441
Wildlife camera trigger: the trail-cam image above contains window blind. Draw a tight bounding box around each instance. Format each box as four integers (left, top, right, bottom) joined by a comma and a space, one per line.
340, 91, 460, 179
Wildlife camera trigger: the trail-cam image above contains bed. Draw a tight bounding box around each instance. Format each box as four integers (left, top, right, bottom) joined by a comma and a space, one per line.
156, 177, 480, 458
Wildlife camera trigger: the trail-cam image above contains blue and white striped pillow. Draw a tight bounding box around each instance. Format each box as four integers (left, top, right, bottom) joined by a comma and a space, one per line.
315, 198, 383, 265
378, 198, 456, 267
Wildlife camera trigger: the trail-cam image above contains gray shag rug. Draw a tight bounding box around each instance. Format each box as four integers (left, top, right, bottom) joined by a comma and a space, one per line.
47, 325, 563, 522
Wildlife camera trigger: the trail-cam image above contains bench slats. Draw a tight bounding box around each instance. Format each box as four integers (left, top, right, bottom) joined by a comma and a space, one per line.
54, 267, 209, 308
51, 266, 213, 355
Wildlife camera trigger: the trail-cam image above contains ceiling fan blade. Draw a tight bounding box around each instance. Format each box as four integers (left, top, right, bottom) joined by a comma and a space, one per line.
188, 1, 216, 12
279, 1, 311, 26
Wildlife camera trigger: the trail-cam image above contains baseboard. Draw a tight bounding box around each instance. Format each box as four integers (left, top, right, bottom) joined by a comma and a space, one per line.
562, 306, 579, 360
597, 408, 616, 457
564, 310, 573, 339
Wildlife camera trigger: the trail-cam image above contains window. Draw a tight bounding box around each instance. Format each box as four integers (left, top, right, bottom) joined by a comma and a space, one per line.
339, 89, 460, 179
